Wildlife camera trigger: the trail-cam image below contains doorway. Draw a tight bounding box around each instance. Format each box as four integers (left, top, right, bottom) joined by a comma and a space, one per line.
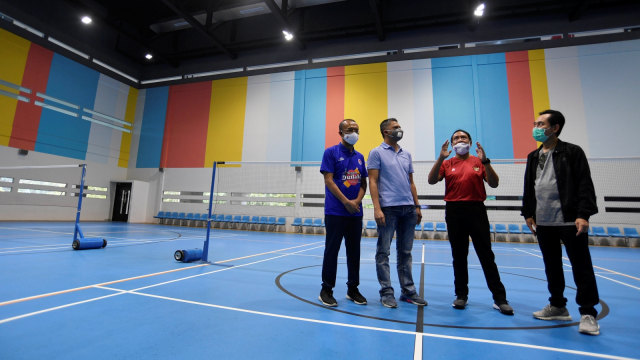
112, 182, 132, 222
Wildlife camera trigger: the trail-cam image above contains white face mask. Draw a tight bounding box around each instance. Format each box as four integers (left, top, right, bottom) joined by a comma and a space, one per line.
453, 142, 470, 155
343, 132, 359, 145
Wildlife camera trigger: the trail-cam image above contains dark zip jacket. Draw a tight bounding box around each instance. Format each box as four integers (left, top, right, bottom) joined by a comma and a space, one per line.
521, 139, 598, 222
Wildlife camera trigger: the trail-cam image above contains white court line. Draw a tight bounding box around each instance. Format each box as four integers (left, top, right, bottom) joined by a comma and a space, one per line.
514, 248, 640, 290
0, 244, 326, 323
98, 287, 635, 360
0, 241, 324, 307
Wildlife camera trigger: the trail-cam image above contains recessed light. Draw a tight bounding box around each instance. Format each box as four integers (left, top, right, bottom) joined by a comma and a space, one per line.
282, 30, 294, 41
474, 3, 485, 17
145, 53, 153, 60
81, 16, 92, 25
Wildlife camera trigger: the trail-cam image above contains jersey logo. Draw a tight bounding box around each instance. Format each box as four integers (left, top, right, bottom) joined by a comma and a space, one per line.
473, 167, 480, 172
342, 168, 361, 188
338, 157, 344, 161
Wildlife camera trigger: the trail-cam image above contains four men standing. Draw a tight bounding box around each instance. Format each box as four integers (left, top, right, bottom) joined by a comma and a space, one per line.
318, 111, 600, 335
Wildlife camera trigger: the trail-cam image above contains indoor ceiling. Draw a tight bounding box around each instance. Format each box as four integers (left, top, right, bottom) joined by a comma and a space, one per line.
0, 0, 639, 87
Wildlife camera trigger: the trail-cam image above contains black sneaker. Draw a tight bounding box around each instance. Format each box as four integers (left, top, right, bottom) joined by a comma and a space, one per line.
346, 287, 367, 305
319, 288, 337, 307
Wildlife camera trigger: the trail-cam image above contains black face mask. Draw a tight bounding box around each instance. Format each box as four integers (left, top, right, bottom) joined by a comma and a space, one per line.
387, 128, 403, 141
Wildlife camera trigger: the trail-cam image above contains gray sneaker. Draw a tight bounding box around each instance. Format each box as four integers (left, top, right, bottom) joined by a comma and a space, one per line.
452, 297, 468, 309
493, 302, 514, 315
399, 293, 428, 306
533, 304, 572, 321
578, 315, 600, 335
381, 294, 398, 308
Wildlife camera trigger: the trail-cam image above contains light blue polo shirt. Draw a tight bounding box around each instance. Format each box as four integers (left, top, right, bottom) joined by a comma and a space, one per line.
367, 142, 414, 207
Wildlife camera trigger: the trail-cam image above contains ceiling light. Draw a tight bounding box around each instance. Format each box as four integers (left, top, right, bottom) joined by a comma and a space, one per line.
145, 53, 153, 60
282, 30, 294, 41
81, 16, 92, 25
474, 3, 485, 17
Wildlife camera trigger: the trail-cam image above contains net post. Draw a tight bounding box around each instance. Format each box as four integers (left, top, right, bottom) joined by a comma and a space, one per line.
73, 164, 87, 242
202, 161, 218, 262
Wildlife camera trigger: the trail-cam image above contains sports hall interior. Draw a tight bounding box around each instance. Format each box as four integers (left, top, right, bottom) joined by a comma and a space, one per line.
1, 1, 639, 359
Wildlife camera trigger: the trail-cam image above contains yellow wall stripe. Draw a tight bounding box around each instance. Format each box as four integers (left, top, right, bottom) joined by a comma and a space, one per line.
344, 63, 388, 160
528, 49, 551, 117
117, 87, 139, 168
0, 29, 31, 146
205, 77, 248, 167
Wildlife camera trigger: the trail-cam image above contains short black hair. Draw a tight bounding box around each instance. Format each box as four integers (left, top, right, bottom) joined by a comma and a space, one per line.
379, 118, 397, 138
450, 129, 472, 143
339, 119, 356, 133
539, 109, 565, 136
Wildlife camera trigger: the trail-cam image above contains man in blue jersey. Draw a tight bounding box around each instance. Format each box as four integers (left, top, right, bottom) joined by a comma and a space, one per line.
319, 119, 368, 307
368, 118, 426, 308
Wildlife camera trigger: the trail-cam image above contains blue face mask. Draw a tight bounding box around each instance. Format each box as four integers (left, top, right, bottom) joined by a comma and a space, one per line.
532, 127, 549, 142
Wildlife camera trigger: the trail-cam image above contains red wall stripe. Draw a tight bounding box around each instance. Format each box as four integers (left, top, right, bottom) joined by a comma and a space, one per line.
505, 51, 537, 158
325, 66, 345, 148
160, 82, 212, 168
9, 44, 53, 150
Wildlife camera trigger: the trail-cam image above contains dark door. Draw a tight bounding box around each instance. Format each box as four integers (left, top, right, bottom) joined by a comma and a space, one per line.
112, 182, 132, 222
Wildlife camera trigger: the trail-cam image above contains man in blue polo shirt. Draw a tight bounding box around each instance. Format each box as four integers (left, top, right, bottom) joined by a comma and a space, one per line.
319, 119, 368, 307
368, 118, 426, 308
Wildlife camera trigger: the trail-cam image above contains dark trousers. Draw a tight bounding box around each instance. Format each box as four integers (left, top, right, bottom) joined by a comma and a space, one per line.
537, 225, 599, 316
321, 215, 363, 289
445, 202, 507, 303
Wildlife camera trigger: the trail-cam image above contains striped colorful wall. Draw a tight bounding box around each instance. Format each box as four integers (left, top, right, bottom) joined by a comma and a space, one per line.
0, 28, 138, 167
2, 26, 639, 169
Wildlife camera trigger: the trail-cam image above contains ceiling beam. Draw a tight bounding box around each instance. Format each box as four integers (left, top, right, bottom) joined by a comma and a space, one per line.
159, 0, 236, 59
369, 0, 385, 41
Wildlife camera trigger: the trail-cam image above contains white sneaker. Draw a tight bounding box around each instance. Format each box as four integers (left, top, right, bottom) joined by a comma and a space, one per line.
578, 315, 600, 335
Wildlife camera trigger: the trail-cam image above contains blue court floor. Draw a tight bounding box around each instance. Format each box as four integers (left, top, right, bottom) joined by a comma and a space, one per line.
0, 221, 639, 360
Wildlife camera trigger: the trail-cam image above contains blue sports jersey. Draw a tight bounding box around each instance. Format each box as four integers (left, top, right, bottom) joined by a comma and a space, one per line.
320, 143, 368, 216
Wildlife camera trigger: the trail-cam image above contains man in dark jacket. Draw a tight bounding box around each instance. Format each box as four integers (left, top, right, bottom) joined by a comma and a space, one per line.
522, 109, 600, 335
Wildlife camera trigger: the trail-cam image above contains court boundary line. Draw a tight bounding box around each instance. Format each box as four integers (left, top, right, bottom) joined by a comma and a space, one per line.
0, 241, 323, 307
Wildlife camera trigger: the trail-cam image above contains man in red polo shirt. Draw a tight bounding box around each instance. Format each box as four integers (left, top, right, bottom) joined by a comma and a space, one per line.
427, 129, 513, 315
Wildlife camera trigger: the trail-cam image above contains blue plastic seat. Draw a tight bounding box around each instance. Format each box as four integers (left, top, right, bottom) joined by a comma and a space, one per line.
423, 222, 434, 231
521, 224, 532, 234
623, 227, 640, 238
366, 220, 377, 229
415, 223, 423, 231
494, 224, 508, 233
508, 224, 522, 234
606, 227, 623, 237
292, 217, 303, 232
241, 215, 250, 223
312, 218, 324, 227
435, 222, 447, 232
154, 211, 165, 219
276, 217, 286, 226
591, 226, 608, 237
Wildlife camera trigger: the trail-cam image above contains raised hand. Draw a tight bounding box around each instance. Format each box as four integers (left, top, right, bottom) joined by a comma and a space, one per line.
439, 140, 451, 160
476, 142, 487, 162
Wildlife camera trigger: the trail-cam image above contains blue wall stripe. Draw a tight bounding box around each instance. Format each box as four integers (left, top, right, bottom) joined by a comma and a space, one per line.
301, 69, 327, 162
432, 57, 477, 155
136, 86, 169, 168
35, 54, 100, 159
290, 70, 306, 162
475, 54, 514, 159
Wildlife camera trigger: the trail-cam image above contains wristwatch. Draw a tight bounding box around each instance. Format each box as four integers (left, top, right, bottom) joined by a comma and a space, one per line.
481, 158, 491, 165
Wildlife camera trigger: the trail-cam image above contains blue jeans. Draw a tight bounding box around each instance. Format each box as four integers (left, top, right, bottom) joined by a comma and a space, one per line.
375, 205, 418, 297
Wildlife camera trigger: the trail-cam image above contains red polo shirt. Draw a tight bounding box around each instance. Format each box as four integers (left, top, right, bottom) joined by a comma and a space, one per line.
439, 156, 487, 202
